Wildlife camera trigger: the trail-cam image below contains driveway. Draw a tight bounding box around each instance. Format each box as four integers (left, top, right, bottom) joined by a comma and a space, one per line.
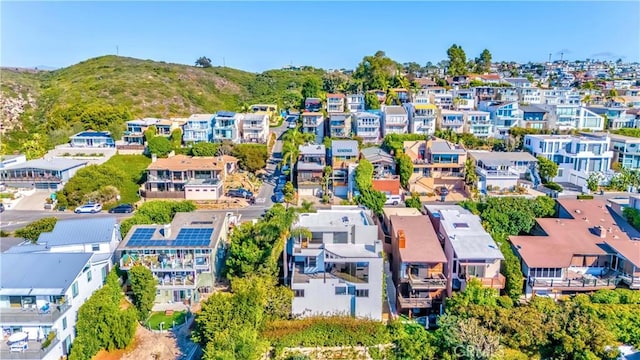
9, 190, 52, 211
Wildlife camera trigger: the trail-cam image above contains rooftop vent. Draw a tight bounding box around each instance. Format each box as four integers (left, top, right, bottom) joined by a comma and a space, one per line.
397, 230, 406, 249
575, 209, 582, 214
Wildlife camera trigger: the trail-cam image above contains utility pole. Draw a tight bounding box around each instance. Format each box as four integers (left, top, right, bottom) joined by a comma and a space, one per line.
548, 53, 552, 64
223, 57, 226, 67
116, 46, 119, 56
560, 52, 564, 62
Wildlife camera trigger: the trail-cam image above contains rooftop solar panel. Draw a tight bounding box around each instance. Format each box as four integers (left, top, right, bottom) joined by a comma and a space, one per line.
126, 227, 214, 247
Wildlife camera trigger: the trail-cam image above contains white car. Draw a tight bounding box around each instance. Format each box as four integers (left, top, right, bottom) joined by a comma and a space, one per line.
385, 195, 403, 206
74, 203, 102, 214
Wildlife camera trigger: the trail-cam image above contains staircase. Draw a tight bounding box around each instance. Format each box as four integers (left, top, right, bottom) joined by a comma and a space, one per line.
529, 165, 542, 187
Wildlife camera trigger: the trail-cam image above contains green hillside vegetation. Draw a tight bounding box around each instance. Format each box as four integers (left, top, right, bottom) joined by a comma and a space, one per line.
1, 56, 327, 154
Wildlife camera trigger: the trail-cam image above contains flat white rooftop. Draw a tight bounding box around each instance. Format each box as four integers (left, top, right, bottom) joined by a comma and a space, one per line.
296, 208, 374, 228
435, 207, 504, 260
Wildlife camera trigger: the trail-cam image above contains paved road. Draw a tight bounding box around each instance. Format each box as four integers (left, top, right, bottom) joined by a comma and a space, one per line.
254, 122, 288, 207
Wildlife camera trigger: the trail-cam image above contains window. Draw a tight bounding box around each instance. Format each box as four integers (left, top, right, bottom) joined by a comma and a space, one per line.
294, 289, 305, 297
307, 257, 317, 268
91, 244, 100, 252
355, 289, 369, 297
62, 317, 67, 330
335, 287, 347, 295
72, 282, 79, 298
87, 270, 92, 282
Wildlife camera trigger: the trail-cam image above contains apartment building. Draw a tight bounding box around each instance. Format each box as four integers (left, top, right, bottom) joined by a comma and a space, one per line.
609, 133, 640, 170
478, 101, 522, 137
510, 199, 640, 296
118, 212, 234, 304
465, 110, 493, 138
329, 113, 351, 138
382, 105, 409, 136
468, 151, 539, 192
331, 140, 359, 197
212, 111, 241, 143
346, 94, 365, 112
301, 112, 325, 144
183, 114, 214, 143
327, 94, 346, 113
406, 104, 437, 135
241, 113, 269, 143
288, 207, 383, 320
352, 112, 381, 143
425, 205, 505, 296
439, 110, 465, 134
143, 155, 238, 200
0, 252, 103, 359
524, 134, 613, 190
389, 215, 447, 316
297, 144, 326, 196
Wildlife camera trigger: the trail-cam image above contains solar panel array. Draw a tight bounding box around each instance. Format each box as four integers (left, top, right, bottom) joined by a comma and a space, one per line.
127, 228, 213, 247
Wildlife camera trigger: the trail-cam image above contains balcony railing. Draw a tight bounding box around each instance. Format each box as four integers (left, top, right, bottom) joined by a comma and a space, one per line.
528, 276, 620, 289
303, 121, 320, 127
408, 273, 447, 290
397, 294, 433, 309
156, 276, 196, 288
618, 275, 640, 289
243, 123, 265, 129
477, 168, 520, 178
2, 175, 62, 183
0, 302, 71, 325
472, 274, 505, 289
120, 256, 202, 271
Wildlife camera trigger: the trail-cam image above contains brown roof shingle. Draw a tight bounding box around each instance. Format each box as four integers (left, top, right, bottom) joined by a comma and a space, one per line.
389, 215, 447, 264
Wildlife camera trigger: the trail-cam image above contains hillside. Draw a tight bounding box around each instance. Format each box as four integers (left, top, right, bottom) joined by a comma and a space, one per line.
0, 55, 326, 154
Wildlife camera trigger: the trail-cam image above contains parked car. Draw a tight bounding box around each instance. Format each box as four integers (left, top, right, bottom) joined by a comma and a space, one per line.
275, 182, 285, 192
384, 194, 403, 206
227, 188, 254, 199
0, 203, 5, 213
272, 191, 285, 203
108, 204, 134, 213
74, 202, 103, 214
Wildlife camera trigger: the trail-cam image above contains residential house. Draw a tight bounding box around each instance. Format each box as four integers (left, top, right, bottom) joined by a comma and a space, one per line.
326, 94, 345, 113
346, 94, 365, 112
451, 89, 475, 110
304, 98, 322, 112
404, 139, 466, 192
425, 205, 505, 296
352, 112, 381, 143
329, 113, 351, 138
241, 113, 269, 143
551, 105, 605, 131
212, 111, 241, 143
380, 208, 423, 252
0, 252, 103, 359
389, 216, 448, 316
509, 199, 640, 296
118, 212, 234, 303
143, 155, 238, 200
406, 104, 437, 135
519, 104, 550, 130
183, 114, 214, 143
588, 106, 636, 129
361, 147, 400, 196
1, 158, 87, 190
288, 206, 384, 320
249, 104, 278, 118
0, 154, 26, 169
478, 101, 522, 137
330, 140, 359, 197
439, 110, 465, 134
392, 88, 410, 104
69, 131, 115, 148
382, 106, 409, 136
370, 90, 386, 104
123, 118, 163, 145
495, 88, 519, 103
609, 133, 640, 170
296, 144, 326, 197
524, 134, 613, 190
474, 86, 498, 103
433, 92, 453, 110
468, 151, 539, 192
301, 112, 325, 144
465, 111, 493, 138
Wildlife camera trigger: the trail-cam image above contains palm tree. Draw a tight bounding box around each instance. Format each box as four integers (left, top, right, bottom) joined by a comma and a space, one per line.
297, 200, 316, 213
581, 94, 592, 105
282, 129, 315, 183
239, 103, 251, 113
464, 158, 477, 188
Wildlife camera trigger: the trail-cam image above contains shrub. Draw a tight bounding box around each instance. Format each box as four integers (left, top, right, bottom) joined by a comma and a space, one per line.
577, 194, 594, 200
15, 217, 57, 243
543, 182, 563, 192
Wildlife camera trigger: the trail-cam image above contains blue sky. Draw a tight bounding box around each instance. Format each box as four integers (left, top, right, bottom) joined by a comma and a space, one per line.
2, 1, 639, 72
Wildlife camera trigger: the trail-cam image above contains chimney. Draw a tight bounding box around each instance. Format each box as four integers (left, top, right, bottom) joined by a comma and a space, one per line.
151, 154, 157, 163
594, 225, 606, 238
163, 224, 172, 238
398, 230, 406, 249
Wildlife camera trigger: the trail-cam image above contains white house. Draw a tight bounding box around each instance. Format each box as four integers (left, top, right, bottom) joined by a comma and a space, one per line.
288, 206, 384, 320
0, 252, 104, 359
468, 151, 539, 192
465, 111, 493, 138
439, 110, 465, 134
405, 104, 437, 135
382, 105, 409, 136
352, 112, 381, 143
301, 112, 325, 144
524, 134, 614, 190
241, 113, 270, 143
346, 94, 365, 112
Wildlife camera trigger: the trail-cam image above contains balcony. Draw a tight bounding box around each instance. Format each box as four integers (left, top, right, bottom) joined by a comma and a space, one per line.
0, 336, 60, 359
528, 276, 619, 290
120, 254, 203, 271
472, 274, 505, 289
303, 121, 320, 127
386, 121, 407, 127
476, 167, 520, 178
397, 294, 433, 309
243, 123, 264, 130
156, 274, 196, 288
2, 175, 63, 183
408, 273, 447, 290
619, 275, 640, 289
0, 303, 71, 326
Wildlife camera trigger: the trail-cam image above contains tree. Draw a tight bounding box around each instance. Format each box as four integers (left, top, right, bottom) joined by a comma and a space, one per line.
59, 164, 128, 207
536, 156, 558, 183
190, 142, 219, 156
170, 128, 182, 147
20, 133, 47, 160
385, 89, 400, 105
15, 217, 57, 243
144, 125, 157, 142
322, 72, 349, 93
283, 181, 295, 203
475, 49, 492, 73
353, 51, 401, 91
233, 144, 268, 172
439, 315, 502, 360
464, 158, 478, 188
322, 165, 332, 195
129, 265, 157, 321
147, 136, 172, 157
297, 200, 316, 213
396, 152, 414, 188
389, 322, 438, 359
405, 193, 422, 210
447, 44, 468, 76
586, 172, 604, 193
356, 188, 386, 215
364, 92, 381, 110
195, 56, 212, 68
301, 77, 322, 99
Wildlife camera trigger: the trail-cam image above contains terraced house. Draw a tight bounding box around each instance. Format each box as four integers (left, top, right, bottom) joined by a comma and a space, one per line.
406, 103, 437, 135
183, 114, 214, 143
352, 112, 381, 143
241, 113, 269, 143
212, 111, 241, 143
330, 140, 359, 198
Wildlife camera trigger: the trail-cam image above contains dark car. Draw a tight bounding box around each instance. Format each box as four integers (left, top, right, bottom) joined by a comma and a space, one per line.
108, 204, 134, 214
227, 188, 254, 199
274, 182, 285, 192
272, 191, 285, 203
0, 203, 4, 213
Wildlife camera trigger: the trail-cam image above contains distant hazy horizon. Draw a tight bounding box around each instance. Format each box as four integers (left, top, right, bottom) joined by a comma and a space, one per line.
2, 1, 639, 72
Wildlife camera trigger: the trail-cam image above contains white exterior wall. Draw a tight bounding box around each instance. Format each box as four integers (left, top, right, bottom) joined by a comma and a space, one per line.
185, 185, 223, 200
382, 114, 409, 136
346, 94, 365, 112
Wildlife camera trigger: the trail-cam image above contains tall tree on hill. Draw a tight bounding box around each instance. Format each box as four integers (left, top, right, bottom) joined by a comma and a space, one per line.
475, 49, 493, 73
354, 51, 401, 91
446, 44, 468, 76
195, 56, 212, 68
301, 77, 322, 99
